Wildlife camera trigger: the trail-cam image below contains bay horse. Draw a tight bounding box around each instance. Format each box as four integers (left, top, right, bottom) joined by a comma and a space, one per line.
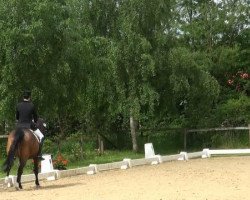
2, 118, 47, 189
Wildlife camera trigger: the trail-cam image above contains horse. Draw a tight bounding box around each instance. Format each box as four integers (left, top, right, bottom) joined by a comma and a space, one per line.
2, 118, 47, 189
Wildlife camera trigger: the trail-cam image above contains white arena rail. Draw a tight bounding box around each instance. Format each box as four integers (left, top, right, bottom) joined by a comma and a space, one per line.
2, 146, 250, 188
202, 148, 250, 158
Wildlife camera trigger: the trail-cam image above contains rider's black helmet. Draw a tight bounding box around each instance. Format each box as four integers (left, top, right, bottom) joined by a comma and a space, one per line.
23, 89, 31, 99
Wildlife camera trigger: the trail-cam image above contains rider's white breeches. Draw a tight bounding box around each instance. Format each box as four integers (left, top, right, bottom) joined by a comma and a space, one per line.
34, 129, 44, 141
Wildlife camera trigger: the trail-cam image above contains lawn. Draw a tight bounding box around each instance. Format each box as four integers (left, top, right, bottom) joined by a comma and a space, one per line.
0, 150, 144, 178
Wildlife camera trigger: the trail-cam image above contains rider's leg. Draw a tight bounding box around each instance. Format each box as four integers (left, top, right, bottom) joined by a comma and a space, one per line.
33, 129, 45, 161
37, 137, 45, 161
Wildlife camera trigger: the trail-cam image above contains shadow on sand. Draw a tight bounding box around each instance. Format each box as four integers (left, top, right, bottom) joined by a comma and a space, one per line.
0, 182, 83, 193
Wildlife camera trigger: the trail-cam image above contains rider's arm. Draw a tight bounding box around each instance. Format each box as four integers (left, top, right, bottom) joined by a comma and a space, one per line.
33, 105, 38, 123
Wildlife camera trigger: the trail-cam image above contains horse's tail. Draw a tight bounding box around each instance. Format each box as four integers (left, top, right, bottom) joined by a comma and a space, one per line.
2, 128, 24, 173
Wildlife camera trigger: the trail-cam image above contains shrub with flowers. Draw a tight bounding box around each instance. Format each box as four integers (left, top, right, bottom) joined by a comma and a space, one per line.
53, 154, 68, 170
226, 70, 249, 94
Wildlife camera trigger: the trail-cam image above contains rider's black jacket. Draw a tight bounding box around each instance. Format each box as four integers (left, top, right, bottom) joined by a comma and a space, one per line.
16, 100, 38, 130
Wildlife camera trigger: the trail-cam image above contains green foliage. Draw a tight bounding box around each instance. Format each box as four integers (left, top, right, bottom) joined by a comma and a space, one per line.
0, 0, 249, 151
168, 47, 220, 126
138, 130, 184, 154
43, 138, 58, 156
0, 139, 6, 158
211, 131, 248, 149
215, 95, 250, 126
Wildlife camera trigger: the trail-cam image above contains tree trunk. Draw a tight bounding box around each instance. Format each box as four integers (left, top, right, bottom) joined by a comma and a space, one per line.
130, 116, 138, 152
80, 133, 84, 160
98, 134, 104, 155
248, 124, 250, 147
0, 121, 5, 135
58, 118, 65, 154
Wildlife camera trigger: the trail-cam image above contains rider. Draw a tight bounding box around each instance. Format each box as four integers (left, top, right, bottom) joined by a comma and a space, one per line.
16, 89, 45, 161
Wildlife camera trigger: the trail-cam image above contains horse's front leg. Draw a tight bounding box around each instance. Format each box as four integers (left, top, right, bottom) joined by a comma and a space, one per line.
33, 158, 40, 188
16, 159, 26, 190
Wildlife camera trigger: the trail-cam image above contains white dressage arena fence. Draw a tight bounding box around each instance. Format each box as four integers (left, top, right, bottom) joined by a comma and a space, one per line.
201, 148, 250, 158
144, 143, 156, 158
144, 143, 163, 165
41, 154, 54, 173
2, 144, 250, 188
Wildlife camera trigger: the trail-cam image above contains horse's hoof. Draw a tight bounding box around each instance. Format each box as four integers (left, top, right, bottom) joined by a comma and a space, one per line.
15, 186, 21, 191
36, 185, 41, 189
15, 183, 23, 190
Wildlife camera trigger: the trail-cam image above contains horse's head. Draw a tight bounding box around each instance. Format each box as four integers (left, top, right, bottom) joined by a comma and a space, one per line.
37, 118, 47, 135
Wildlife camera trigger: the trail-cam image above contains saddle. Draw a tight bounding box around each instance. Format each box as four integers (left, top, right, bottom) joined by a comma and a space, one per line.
30, 130, 40, 143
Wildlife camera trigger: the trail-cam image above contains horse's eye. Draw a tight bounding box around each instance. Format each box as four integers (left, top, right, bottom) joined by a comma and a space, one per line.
43, 123, 47, 127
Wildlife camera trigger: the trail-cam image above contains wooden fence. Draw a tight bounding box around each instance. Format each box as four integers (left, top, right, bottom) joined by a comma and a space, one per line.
0, 125, 250, 151
183, 125, 250, 150
140, 125, 250, 150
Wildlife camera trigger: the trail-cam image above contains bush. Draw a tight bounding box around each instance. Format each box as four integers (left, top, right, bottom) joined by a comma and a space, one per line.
43, 138, 58, 156
0, 138, 7, 158
216, 95, 250, 126
53, 154, 68, 170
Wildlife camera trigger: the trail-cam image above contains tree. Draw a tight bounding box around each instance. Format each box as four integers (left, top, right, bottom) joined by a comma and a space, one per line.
0, 0, 72, 128
109, 0, 174, 151
168, 47, 220, 127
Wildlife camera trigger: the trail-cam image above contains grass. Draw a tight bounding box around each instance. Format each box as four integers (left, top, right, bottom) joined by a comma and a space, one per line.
68, 150, 144, 169
0, 150, 144, 178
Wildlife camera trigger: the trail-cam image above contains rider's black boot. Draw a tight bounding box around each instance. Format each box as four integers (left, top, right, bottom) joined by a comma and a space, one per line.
37, 137, 45, 161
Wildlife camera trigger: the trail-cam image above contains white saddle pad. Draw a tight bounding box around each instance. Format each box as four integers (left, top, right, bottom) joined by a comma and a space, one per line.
30, 130, 40, 143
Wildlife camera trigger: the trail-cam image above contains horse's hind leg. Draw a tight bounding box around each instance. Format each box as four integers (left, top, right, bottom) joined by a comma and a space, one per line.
6, 167, 10, 177
16, 159, 26, 189
33, 158, 40, 188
